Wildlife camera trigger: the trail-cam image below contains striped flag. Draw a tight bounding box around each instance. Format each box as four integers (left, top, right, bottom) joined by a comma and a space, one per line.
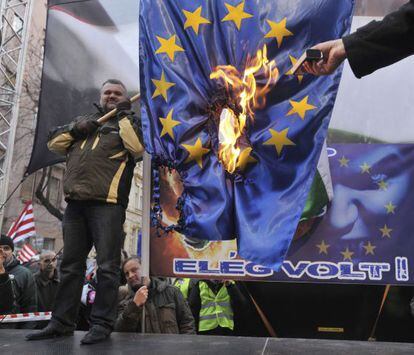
17, 243, 38, 263
7, 201, 36, 243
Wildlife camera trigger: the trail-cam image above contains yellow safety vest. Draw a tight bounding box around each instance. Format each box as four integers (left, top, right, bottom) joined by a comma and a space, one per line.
198, 281, 234, 332
174, 278, 191, 299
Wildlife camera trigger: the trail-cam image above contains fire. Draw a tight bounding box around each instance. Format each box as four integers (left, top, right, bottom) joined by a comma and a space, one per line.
210, 45, 279, 173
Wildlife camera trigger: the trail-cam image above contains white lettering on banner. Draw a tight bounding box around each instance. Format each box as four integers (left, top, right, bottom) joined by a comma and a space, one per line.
173, 257, 410, 282
395, 257, 409, 281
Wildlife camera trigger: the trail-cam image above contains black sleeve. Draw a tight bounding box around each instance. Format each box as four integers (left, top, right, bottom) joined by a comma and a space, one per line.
18, 271, 38, 314
0, 273, 14, 314
343, 0, 414, 78
187, 281, 201, 330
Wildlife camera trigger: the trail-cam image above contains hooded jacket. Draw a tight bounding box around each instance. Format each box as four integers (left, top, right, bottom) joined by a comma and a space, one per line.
47, 109, 144, 208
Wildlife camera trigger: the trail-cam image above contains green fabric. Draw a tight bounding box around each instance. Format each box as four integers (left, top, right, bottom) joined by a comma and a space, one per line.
301, 170, 329, 221
198, 282, 234, 331
174, 278, 190, 299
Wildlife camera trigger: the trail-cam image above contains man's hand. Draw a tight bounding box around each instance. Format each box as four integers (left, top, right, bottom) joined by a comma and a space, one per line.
116, 100, 132, 113
0, 250, 6, 274
303, 39, 347, 76
133, 286, 148, 307
73, 120, 100, 137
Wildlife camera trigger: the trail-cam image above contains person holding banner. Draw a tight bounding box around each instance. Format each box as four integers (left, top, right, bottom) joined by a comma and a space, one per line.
115, 256, 196, 334
26, 79, 144, 344
303, 0, 414, 78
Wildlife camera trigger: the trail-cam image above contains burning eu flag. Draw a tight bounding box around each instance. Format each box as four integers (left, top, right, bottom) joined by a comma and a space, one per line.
139, 0, 354, 269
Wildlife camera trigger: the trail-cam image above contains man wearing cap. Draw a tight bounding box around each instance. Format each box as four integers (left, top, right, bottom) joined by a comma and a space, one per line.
0, 235, 38, 321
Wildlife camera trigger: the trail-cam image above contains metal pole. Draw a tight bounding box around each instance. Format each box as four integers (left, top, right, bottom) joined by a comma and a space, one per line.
140, 151, 151, 333
0, 0, 33, 230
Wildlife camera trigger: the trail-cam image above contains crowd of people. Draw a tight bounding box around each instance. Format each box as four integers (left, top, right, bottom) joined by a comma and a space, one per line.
1, 236, 253, 339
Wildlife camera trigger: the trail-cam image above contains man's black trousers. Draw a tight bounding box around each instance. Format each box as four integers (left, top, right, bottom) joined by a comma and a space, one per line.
51, 200, 125, 331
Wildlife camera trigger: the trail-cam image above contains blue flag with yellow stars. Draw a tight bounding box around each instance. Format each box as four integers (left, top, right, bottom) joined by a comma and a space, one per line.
139, 0, 354, 270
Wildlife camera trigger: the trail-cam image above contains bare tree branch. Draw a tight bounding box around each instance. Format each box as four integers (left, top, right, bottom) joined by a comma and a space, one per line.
35, 167, 63, 221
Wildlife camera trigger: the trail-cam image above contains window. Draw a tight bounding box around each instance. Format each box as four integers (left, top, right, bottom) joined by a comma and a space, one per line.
43, 238, 55, 251
47, 176, 60, 206
134, 191, 139, 210
20, 167, 63, 206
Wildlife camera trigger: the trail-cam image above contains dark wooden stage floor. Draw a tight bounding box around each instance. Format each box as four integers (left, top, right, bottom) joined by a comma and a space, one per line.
1, 329, 414, 354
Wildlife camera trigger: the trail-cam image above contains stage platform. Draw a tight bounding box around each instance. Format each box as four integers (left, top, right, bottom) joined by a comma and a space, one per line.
1, 330, 414, 354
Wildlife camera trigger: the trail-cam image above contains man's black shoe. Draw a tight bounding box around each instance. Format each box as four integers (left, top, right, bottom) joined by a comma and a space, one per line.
80, 325, 111, 345
25, 323, 74, 341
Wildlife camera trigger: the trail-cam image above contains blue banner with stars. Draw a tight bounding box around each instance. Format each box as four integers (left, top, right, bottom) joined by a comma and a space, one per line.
139, 0, 354, 270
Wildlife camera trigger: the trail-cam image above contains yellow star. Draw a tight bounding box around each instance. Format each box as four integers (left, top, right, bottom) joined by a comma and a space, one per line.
360, 162, 371, 174
221, 1, 253, 30
338, 156, 349, 167
152, 70, 175, 102
286, 55, 303, 83
183, 6, 211, 35
287, 96, 317, 120
362, 242, 376, 255
377, 180, 388, 191
155, 35, 184, 62
380, 224, 393, 238
264, 128, 295, 156
340, 247, 354, 261
264, 18, 293, 47
384, 201, 396, 214
316, 240, 330, 255
182, 137, 210, 168
236, 147, 257, 171
159, 109, 181, 139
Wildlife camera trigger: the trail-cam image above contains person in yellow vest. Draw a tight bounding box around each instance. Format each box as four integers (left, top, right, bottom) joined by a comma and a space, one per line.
173, 278, 197, 300
188, 279, 248, 336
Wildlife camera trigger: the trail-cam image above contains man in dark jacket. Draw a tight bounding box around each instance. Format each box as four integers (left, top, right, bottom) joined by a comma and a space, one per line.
0, 235, 37, 328
0, 244, 15, 315
115, 256, 195, 334
34, 251, 59, 312
27, 79, 144, 345
34, 251, 59, 328
0, 235, 37, 329
303, 0, 414, 78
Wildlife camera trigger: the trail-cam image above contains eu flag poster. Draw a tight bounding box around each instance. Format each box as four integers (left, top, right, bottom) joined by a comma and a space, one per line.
140, 0, 354, 269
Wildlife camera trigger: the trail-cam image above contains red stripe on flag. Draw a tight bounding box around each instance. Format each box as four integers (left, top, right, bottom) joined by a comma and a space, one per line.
14, 226, 35, 239
8, 201, 35, 241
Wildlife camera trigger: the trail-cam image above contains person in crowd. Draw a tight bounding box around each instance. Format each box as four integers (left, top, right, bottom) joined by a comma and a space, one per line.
188, 279, 248, 336
0, 245, 15, 315
34, 251, 59, 312
115, 256, 195, 334
0, 235, 37, 314
173, 278, 197, 300
34, 251, 60, 328
26, 79, 144, 345
303, 0, 414, 78
0, 235, 37, 329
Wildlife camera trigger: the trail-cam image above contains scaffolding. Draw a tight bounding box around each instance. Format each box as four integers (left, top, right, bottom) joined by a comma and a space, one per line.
0, 0, 32, 230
